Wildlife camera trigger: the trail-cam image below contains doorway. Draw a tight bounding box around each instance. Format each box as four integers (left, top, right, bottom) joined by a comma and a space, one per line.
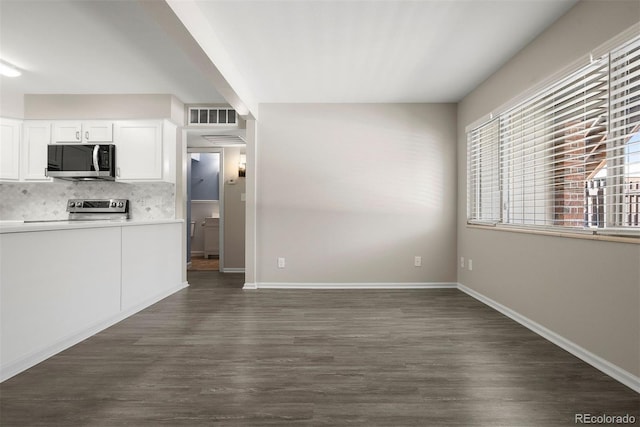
187, 149, 223, 271
182, 128, 247, 279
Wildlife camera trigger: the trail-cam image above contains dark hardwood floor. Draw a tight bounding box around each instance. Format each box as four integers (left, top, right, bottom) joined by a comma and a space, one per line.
1, 271, 638, 426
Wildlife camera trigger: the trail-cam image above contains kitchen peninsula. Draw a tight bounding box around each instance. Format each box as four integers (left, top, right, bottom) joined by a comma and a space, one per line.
0, 94, 189, 382
0, 219, 185, 381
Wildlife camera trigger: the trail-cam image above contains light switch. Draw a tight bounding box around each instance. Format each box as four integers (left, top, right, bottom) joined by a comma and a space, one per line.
241, 193, 246, 202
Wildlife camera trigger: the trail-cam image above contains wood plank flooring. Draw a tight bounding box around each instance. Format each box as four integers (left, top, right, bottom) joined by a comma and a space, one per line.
1, 271, 638, 426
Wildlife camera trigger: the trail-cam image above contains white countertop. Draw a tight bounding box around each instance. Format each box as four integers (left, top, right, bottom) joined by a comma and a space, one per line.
0, 219, 183, 234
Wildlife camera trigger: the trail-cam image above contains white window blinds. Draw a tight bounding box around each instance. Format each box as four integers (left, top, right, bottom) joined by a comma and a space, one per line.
609, 36, 640, 228
500, 58, 609, 228
467, 119, 500, 223
467, 33, 640, 234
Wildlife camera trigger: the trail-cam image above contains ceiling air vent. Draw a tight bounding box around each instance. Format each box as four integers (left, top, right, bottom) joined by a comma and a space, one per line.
202, 135, 245, 146
188, 107, 237, 126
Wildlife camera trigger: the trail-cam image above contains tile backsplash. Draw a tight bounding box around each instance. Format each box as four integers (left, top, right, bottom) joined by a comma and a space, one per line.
0, 181, 175, 221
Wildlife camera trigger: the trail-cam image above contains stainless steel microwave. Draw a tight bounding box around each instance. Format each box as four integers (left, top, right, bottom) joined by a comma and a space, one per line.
46, 144, 116, 181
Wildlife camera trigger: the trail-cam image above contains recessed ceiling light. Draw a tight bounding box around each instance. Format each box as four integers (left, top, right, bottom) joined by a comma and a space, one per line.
0, 61, 22, 77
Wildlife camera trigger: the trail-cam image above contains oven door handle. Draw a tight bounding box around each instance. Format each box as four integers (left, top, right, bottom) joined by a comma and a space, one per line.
92, 145, 100, 174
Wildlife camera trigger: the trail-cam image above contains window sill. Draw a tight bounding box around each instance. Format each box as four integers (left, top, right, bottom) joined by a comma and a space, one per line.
466, 222, 640, 244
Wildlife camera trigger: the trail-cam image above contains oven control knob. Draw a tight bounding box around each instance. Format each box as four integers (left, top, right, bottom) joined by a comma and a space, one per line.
110, 201, 117, 208
68, 201, 76, 208
117, 201, 124, 208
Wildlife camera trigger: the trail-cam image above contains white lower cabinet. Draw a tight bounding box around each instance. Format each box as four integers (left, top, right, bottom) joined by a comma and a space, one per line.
0, 118, 21, 181
204, 217, 220, 258
114, 120, 176, 183
0, 221, 184, 381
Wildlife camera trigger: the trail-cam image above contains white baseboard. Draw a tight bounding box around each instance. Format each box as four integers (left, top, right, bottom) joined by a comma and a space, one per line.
0, 282, 188, 383
222, 268, 245, 273
458, 283, 640, 394
243, 282, 257, 290
251, 282, 458, 290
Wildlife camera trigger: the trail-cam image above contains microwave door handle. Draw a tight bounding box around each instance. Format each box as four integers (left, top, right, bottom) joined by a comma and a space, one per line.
92, 145, 100, 174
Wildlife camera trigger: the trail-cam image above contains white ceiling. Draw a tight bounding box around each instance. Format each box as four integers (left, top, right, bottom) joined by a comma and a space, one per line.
191, 0, 578, 103
0, 0, 578, 108
0, 0, 226, 104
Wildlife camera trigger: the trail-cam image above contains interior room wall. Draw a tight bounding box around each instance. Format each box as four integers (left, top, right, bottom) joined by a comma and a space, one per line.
457, 0, 640, 378
256, 103, 457, 284
222, 147, 246, 270
190, 153, 219, 200
0, 86, 25, 119
24, 94, 183, 121
244, 119, 257, 285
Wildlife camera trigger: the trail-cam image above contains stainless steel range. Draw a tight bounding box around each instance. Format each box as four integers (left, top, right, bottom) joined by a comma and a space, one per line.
67, 198, 129, 221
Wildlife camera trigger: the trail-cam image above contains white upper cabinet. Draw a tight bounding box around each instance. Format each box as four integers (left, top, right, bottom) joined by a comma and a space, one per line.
0, 118, 21, 181
114, 120, 176, 183
1, 118, 176, 184
22, 121, 52, 182
52, 121, 113, 143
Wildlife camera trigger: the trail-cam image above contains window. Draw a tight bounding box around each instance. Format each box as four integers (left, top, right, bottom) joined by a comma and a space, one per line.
467, 34, 640, 235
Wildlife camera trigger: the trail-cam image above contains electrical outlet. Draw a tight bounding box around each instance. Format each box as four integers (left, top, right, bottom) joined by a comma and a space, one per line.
460, 257, 465, 268
277, 257, 286, 269
414, 256, 422, 267
468, 259, 473, 271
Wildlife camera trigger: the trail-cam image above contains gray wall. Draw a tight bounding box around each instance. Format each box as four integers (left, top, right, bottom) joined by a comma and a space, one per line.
24, 94, 184, 125
256, 103, 457, 284
222, 147, 246, 269
0, 85, 24, 119
190, 153, 219, 200
457, 0, 640, 377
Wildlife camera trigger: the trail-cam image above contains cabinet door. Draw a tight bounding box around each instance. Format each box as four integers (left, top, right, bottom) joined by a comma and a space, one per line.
121, 223, 182, 310
83, 121, 113, 143
22, 121, 52, 181
0, 118, 21, 181
52, 121, 82, 142
114, 121, 162, 181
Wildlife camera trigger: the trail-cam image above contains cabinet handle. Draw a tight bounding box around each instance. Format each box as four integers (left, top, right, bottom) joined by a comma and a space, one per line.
116, 167, 120, 177
75, 131, 80, 141
85, 131, 89, 141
